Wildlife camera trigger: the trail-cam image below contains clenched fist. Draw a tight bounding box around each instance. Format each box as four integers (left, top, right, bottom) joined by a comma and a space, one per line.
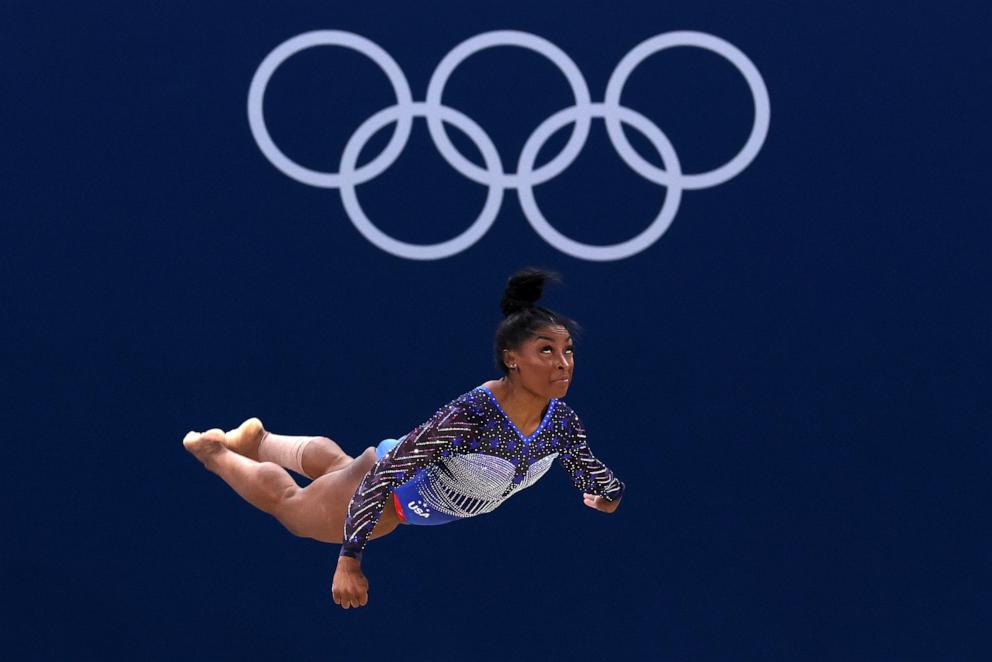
583, 492, 621, 513
332, 556, 369, 609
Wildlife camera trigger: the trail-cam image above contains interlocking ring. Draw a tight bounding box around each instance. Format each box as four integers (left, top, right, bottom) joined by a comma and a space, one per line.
248, 29, 770, 261
424, 30, 592, 189
248, 31, 414, 188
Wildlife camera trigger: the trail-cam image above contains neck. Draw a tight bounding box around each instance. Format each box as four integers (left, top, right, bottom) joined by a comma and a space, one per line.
490, 376, 549, 431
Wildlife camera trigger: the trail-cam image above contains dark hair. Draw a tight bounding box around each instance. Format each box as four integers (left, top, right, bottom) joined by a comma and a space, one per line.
493, 268, 577, 374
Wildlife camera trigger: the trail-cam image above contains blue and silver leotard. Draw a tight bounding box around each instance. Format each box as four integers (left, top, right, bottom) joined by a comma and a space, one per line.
339, 386, 625, 560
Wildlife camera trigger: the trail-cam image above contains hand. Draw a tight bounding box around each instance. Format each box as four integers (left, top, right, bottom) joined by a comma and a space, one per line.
332, 556, 369, 609
583, 492, 621, 513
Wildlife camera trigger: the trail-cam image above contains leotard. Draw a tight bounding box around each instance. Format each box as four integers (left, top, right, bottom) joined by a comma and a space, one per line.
340, 386, 625, 560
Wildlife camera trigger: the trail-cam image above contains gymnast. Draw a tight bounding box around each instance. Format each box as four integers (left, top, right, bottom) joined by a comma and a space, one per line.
183, 268, 624, 609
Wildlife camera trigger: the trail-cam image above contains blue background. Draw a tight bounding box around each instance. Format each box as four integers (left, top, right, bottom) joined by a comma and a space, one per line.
2, 1, 989, 660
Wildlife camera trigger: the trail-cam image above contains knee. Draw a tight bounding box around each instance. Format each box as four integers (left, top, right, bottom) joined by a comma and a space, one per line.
300, 436, 350, 477
257, 462, 300, 509
352, 447, 378, 474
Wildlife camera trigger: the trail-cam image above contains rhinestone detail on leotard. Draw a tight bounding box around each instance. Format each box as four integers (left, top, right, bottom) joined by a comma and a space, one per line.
339, 387, 625, 560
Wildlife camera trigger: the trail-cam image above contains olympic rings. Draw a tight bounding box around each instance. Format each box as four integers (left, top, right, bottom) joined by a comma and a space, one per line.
248, 29, 770, 261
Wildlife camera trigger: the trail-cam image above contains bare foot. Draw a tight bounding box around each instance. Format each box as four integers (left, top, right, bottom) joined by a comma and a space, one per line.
183, 429, 227, 468
223, 418, 266, 461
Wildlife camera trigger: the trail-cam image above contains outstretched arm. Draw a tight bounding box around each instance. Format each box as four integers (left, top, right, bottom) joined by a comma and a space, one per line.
332, 406, 470, 608
557, 413, 624, 512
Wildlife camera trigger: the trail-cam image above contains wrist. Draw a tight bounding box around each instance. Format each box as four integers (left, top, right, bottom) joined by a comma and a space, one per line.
339, 543, 363, 563
337, 554, 362, 569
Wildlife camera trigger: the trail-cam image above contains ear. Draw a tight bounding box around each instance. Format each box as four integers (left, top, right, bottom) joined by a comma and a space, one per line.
502, 348, 519, 371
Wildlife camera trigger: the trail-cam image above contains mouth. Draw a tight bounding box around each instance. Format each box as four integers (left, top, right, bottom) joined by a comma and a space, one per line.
553, 377, 570, 383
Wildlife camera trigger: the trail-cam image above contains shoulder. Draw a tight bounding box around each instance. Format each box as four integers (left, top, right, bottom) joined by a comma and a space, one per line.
425, 387, 489, 424
552, 399, 581, 423
551, 399, 587, 438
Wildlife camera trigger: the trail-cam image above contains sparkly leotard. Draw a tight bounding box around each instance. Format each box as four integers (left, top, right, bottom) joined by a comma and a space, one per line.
339, 386, 625, 560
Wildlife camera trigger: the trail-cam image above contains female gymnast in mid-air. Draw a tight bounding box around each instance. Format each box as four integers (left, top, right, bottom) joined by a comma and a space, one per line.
183, 268, 624, 609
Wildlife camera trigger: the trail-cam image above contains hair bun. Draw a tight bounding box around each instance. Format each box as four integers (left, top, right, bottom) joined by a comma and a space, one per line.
500, 268, 560, 317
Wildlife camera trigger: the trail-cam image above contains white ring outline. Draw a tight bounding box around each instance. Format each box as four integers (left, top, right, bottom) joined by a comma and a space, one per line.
604, 30, 770, 190
339, 102, 505, 261
247, 30, 414, 188
517, 103, 683, 261
425, 30, 592, 189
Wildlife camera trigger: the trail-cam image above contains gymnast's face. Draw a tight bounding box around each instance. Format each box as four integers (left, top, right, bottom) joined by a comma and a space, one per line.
505, 324, 574, 400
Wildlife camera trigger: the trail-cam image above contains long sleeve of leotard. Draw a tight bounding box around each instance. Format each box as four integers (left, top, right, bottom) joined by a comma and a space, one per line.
557, 410, 625, 502
339, 405, 475, 561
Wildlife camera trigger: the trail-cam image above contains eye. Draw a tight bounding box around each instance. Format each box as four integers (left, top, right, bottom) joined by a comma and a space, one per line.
540, 346, 553, 354
565, 347, 574, 354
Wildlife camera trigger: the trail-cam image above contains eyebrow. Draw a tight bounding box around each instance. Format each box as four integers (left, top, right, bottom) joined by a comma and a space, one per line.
536, 336, 573, 342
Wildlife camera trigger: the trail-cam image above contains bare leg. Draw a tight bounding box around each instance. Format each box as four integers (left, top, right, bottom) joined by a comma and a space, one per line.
222, 418, 353, 477
184, 429, 400, 543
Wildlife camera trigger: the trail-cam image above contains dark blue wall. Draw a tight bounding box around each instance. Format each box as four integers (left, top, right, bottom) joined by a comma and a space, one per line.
2, 1, 989, 660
